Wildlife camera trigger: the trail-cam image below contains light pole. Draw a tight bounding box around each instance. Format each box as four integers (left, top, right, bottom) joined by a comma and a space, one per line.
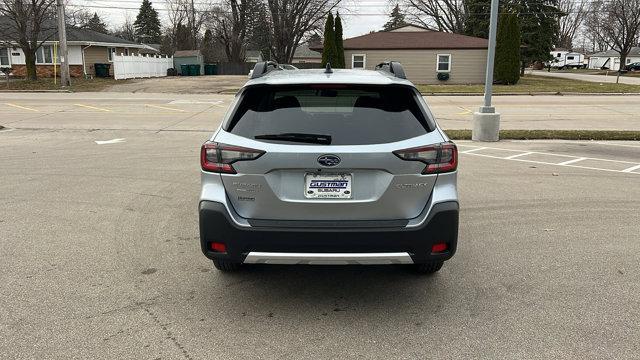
472, 0, 501, 141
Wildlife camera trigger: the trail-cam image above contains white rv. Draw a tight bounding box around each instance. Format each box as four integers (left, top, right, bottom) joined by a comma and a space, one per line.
548, 50, 586, 69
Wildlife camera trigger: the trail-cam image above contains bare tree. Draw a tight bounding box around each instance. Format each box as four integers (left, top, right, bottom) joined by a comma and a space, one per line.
587, 0, 640, 80
403, 0, 466, 33
266, 0, 340, 63
65, 8, 93, 28
111, 15, 136, 42
0, 0, 57, 80
165, 0, 214, 50
556, 0, 587, 49
209, 0, 249, 62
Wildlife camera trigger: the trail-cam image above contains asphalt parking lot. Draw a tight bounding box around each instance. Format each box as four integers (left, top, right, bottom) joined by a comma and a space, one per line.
1, 94, 639, 359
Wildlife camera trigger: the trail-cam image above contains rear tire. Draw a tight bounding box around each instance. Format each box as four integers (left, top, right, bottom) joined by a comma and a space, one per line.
413, 261, 444, 274
212, 259, 241, 272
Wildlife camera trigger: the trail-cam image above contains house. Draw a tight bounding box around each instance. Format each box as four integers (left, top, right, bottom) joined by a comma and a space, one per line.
292, 45, 321, 64
548, 49, 586, 69
0, 17, 158, 77
310, 25, 488, 84
173, 50, 204, 75
245, 50, 264, 63
587, 47, 640, 70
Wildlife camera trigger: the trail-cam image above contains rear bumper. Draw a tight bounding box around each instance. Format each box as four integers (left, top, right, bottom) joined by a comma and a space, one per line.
199, 200, 459, 265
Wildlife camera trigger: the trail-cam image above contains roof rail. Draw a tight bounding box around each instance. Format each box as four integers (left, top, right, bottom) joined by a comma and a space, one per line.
251, 61, 279, 79
375, 61, 406, 79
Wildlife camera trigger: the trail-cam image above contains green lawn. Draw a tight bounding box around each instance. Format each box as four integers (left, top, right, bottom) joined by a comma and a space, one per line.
0, 77, 127, 92
417, 75, 640, 94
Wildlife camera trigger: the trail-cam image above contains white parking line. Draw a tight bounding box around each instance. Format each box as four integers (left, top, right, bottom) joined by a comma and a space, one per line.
505, 152, 533, 159
459, 147, 486, 154
458, 145, 640, 174
622, 164, 640, 173
557, 157, 587, 165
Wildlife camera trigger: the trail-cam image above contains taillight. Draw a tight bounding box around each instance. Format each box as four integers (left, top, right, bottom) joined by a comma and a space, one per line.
200, 142, 264, 174
393, 142, 457, 174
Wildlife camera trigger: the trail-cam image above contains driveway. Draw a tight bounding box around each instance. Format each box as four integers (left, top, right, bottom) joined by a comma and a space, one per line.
104, 75, 249, 94
527, 69, 640, 85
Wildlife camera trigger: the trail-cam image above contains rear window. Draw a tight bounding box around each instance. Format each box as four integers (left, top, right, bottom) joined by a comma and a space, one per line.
226, 85, 432, 145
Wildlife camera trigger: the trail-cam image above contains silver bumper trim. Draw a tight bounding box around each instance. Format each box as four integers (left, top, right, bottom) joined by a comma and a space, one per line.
243, 252, 414, 265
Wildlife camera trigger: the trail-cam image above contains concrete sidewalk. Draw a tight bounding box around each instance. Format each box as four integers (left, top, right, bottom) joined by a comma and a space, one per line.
527, 69, 640, 85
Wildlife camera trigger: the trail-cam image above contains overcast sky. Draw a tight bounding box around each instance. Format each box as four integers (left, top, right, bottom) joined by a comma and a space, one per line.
68, 0, 394, 38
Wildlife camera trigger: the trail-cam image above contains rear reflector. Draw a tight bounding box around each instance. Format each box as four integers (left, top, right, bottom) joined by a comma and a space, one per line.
431, 243, 448, 253
393, 142, 458, 174
210, 242, 227, 252
201, 142, 264, 174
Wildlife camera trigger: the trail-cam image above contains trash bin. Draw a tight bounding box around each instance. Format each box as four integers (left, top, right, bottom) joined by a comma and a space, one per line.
180, 64, 189, 76
189, 64, 201, 76
204, 64, 217, 75
94, 63, 111, 78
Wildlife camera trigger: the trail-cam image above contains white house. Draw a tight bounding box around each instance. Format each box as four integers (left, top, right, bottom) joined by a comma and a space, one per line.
587, 47, 640, 70
0, 17, 157, 77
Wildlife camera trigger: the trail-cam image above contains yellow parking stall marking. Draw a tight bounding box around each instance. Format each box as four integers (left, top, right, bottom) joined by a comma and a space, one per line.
145, 104, 185, 112
456, 106, 472, 115
5, 103, 39, 112
74, 103, 111, 112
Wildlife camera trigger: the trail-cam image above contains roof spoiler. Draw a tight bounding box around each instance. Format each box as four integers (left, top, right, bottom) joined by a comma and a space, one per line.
251, 61, 279, 79
375, 61, 406, 79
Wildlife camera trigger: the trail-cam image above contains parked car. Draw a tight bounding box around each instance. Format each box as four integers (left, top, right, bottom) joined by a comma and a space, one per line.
248, 63, 298, 78
199, 61, 459, 274
625, 62, 640, 71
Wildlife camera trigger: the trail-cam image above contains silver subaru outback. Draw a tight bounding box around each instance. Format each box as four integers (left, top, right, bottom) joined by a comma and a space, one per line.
199, 61, 459, 274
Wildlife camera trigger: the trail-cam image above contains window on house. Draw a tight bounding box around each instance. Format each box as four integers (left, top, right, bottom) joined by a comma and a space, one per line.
557, 53, 562, 57
108, 48, 117, 61
36, 45, 54, 64
0, 48, 9, 66
352, 54, 366, 69
627, 58, 632, 64
437, 54, 451, 72
123, 48, 129, 56
567, 56, 574, 60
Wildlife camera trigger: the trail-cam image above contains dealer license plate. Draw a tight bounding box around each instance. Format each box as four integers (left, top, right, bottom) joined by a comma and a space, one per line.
304, 173, 352, 199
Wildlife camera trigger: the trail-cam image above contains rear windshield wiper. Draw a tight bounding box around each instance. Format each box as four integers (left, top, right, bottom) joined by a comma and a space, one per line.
254, 133, 332, 145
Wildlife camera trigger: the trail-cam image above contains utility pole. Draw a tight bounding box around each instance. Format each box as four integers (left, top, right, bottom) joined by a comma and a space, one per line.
56, 0, 71, 87
472, 0, 500, 141
191, 0, 196, 49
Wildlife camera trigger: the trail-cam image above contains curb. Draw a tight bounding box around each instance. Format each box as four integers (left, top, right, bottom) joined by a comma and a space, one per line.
445, 129, 640, 141
0, 89, 73, 93
420, 92, 640, 96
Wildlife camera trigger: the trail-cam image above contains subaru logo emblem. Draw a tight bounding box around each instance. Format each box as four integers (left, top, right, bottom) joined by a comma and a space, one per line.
317, 154, 341, 167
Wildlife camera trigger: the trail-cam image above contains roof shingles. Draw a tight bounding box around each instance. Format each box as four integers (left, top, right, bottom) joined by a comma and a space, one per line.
311, 31, 488, 51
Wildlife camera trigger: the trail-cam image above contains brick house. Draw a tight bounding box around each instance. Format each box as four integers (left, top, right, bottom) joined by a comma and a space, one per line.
0, 18, 157, 78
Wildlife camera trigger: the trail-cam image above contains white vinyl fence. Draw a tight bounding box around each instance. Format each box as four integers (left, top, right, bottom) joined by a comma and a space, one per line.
112, 53, 174, 80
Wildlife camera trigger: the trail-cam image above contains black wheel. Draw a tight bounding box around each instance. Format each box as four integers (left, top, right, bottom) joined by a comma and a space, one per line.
212, 258, 241, 272
413, 261, 444, 274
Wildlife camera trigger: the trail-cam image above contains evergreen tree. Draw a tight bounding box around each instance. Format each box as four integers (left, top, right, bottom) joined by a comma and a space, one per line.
201, 29, 216, 63
334, 12, 345, 68
494, 13, 521, 84
517, 0, 560, 74
382, 4, 407, 31
464, 0, 491, 38
134, 0, 163, 43
175, 23, 193, 51
321, 13, 337, 67
87, 13, 108, 34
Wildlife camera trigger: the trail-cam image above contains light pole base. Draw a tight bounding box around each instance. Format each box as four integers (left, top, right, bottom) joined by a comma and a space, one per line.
472, 112, 501, 142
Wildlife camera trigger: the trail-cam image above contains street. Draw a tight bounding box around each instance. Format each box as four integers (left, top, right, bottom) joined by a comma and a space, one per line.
1, 92, 640, 131
1, 92, 639, 359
